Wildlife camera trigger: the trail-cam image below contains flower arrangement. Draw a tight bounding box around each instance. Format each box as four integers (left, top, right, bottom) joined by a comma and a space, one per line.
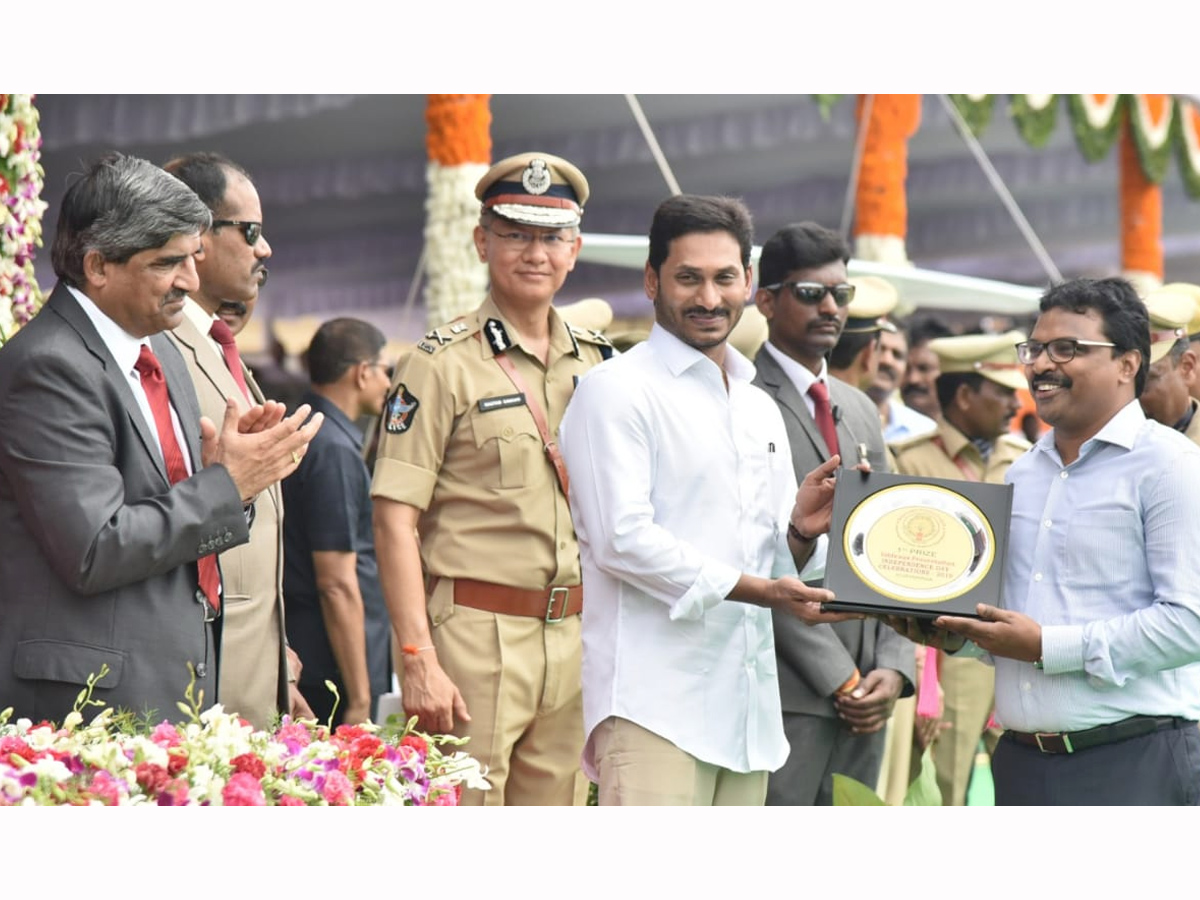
0, 94, 47, 346
0, 668, 488, 806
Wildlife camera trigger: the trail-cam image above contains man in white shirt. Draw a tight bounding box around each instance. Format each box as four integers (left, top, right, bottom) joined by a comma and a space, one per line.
559, 195, 855, 805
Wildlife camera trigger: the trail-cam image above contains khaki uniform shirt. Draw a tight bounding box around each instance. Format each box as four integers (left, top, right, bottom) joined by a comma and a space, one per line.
890, 418, 1031, 485
371, 296, 611, 591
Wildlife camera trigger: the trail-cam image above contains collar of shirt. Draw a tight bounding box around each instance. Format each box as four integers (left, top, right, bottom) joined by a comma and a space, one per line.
180, 295, 223, 356
1036, 398, 1145, 465
646, 323, 756, 383
762, 339, 826, 417
302, 390, 363, 450
66, 284, 145, 377
476, 293, 576, 361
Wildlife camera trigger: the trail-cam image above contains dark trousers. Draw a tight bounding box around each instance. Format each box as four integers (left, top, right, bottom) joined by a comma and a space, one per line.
766, 712, 886, 805
993, 723, 1200, 805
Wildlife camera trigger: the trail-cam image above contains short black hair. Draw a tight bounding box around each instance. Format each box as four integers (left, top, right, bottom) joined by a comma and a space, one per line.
829, 331, 880, 371
935, 371, 986, 410
162, 151, 252, 215
647, 195, 753, 275
757, 222, 850, 289
1038, 277, 1149, 396
906, 314, 953, 349
306, 317, 387, 385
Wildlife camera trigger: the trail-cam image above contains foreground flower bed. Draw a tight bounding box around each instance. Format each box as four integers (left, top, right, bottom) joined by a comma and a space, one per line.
0, 692, 487, 806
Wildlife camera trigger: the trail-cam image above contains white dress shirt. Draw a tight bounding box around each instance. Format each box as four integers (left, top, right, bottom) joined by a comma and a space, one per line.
761, 338, 826, 419
560, 325, 823, 781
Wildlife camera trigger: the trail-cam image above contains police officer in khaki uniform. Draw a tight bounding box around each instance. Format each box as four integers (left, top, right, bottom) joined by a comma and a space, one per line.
1139, 289, 1200, 445
371, 152, 612, 806
889, 330, 1031, 805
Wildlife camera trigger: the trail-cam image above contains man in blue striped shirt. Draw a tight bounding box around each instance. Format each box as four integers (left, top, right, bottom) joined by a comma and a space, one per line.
924, 277, 1200, 805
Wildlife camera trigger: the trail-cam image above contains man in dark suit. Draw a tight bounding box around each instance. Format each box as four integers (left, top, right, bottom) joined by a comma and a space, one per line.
751, 222, 914, 805
0, 153, 323, 724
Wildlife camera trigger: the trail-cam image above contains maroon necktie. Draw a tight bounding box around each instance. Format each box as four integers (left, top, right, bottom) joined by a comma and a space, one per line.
134, 345, 221, 612
209, 317, 251, 403
808, 380, 840, 457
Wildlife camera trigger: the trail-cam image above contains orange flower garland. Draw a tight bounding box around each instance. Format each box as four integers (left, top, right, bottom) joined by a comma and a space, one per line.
853, 94, 922, 244
423, 95, 492, 326
425, 95, 492, 166
1119, 107, 1163, 286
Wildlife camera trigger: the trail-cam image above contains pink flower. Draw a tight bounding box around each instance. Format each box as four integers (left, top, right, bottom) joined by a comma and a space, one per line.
276, 795, 306, 806
222, 772, 266, 806
156, 778, 191, 806
429, 787, 458, 806
150, 722, 182, 748
321, 770, 355, 806
0, 736, 34, 762
135, 763, 171, 796
87, 771, 124, 805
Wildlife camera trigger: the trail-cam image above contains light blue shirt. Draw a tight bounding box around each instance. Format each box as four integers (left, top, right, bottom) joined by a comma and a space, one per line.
993, 399, 1200, 732
882, 399, 937, 442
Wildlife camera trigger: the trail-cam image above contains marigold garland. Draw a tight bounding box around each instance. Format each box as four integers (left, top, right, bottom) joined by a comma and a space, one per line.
853, 94, 922, 243
1119, 108, 1163, 283
1173, 102, 1200, 199
424, 95, 492, 327
1127, 94, 1173, 185
1067, 94, 1122, 162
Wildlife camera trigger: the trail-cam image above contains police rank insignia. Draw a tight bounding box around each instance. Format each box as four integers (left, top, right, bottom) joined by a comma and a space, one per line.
484, 318, 512, 354
521, 158, 551, 195
385, 384, 420, 434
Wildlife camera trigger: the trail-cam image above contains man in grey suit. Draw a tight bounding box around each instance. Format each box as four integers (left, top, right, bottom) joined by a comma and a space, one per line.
0, 153, 323, 724
752, 222, 914, 805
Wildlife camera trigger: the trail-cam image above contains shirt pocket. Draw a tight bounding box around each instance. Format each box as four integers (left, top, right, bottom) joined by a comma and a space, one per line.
1063, 507, 1142, 596
471, 408, 541, 489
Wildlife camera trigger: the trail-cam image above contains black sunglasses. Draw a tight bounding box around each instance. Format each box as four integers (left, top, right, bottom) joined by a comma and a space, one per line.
212, 219, 263, 246
763, 281, 856, 307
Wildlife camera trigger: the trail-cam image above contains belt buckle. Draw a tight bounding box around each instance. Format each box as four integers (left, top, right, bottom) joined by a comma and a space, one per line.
1035, 732, 1073, 753
545, 586, 570, 624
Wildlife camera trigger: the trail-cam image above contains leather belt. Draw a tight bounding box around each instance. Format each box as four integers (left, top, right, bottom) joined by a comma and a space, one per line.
453, 578, 582, 622
1007, 715, 1194, 754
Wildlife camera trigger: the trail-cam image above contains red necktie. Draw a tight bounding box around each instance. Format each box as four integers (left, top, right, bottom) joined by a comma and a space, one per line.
808, 380, 840, 457
209, 317, 251, 403
134, 345, 221, 612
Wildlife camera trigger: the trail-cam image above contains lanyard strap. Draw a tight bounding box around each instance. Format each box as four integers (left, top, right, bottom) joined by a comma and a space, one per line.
478, 334, 570, 497
931, 434, 981, 482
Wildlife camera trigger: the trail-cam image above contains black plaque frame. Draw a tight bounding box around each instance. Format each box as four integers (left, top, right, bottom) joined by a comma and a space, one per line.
821, 469, 1013, 620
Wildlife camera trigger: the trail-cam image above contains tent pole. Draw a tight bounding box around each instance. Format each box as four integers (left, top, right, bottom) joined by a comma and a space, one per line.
840, 93, 874, 241
937, 93, 1063, 284
624, 94, 683, 196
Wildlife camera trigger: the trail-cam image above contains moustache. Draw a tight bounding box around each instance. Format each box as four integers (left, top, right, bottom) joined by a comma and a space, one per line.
877, 364, 899, 381
901, 383, 929, 397
219, 301, 248, 316
1033, 375, 1072, 390
684, 307, 729, 319
163, 288, 186, 305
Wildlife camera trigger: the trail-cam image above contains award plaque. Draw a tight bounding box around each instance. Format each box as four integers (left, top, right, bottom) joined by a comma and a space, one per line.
821, 470, 1013, 619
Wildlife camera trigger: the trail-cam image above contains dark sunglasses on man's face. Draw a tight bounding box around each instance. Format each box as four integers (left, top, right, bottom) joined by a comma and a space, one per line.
763, 281, 856, 307
212, 219, 263, 246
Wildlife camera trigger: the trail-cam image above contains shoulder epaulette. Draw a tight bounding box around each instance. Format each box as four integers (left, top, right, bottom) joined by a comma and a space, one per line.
888, 431, 935, 454
568, 324, 614, 347
411, 318, 476, 356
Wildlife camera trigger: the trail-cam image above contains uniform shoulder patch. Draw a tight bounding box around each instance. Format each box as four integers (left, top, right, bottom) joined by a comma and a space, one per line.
384, 383, 420, 434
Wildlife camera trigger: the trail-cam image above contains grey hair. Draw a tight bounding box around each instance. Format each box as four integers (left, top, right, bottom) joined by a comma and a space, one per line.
52, 152, 212, 288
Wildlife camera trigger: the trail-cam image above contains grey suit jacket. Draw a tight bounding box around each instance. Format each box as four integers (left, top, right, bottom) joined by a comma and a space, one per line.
752, 346, 915, 717
0, 283, 249, 723
167, 307, 288, 728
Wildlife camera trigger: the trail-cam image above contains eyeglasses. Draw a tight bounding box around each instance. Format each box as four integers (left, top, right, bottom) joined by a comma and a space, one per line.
212, 219, 263, 246
486, 227, 575, 252
762, 281, 856, 307
1015, 338, 1118, 365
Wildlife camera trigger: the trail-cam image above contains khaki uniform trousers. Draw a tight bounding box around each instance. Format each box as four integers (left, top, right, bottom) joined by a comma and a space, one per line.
933, 654, 999, 805
592, 717, 768, 806
432, 601, 586, 806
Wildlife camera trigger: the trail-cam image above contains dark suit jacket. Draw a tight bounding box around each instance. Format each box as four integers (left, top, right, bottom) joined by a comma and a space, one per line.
752, 346, 914, 718
0, 283, 249, 723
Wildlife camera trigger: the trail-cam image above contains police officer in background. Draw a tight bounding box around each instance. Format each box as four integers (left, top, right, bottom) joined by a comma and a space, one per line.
889, 331, 1030, 805
370, 152, 612, 805
1139, 288, 1200, 445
